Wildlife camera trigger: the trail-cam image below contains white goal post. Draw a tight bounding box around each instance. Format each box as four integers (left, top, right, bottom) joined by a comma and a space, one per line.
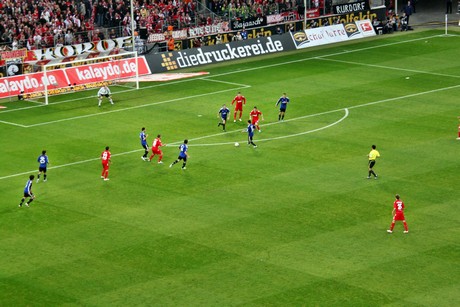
41, 51, 141, 105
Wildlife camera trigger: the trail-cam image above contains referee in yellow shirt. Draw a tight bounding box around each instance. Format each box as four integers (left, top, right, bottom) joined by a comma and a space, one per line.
367, 145, 380, 179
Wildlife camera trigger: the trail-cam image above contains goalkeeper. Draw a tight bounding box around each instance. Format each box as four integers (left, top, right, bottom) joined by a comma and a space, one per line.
97, 84, 114, 107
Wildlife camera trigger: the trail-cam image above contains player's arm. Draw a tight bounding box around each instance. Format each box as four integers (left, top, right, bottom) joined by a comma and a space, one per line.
391, 208, 395, 216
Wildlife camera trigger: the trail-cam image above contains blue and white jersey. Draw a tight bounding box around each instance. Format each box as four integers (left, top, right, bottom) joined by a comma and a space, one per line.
37, 154, 49, 168
276, 96, 290, 109
247, 123, 255, 137
24, 179, 33, 194
140, 131, 147, 146
179, 144, 188, 158
219, 107, 230, 119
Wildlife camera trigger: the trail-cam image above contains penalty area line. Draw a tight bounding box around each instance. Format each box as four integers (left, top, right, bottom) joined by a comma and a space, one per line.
188, 108, 349, 147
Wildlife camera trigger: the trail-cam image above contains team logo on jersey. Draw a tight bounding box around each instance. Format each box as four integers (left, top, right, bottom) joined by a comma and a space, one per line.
344, 23, 360, 38
160, 53, 179, 71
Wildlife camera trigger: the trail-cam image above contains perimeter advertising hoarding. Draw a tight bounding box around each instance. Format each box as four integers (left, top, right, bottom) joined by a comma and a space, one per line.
146, 34, 296, 73
0, 56, 151, 99
290, 19, 376, 49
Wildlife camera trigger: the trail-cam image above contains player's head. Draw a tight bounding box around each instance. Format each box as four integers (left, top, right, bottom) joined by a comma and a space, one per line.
184, 139, 188, 144
222, 104, 226, 107
141, 127, 145, 131
395, 194, 400, 200
283, 92, 286, 97
29, 175, 35, 180
237, 92, 241, 96
372, 145, 376, 149
42, 150, 46, 155
253, 106, 258, 110
247, 120, 251, 124
105, 146, 109, 150
157, 134, 161, 138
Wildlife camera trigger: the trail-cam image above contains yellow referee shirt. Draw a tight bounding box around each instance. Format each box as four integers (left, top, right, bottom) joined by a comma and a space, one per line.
368, 149, 380, 161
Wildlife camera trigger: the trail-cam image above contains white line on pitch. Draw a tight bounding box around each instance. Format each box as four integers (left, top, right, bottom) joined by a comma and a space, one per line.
0, 109, 348, 181
23, 86, 248, 128
0, 120, 28, 128
0, 33, 450, 117
317, 58, 460, 78
189, 109, 349, 146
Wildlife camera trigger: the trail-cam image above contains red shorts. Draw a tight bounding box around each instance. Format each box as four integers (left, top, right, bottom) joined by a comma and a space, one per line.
234, 103, 243, 112
393, 212, 405, 221
252, 119, 259, 125
151, 148, 162, 155
102, 163, 109, 171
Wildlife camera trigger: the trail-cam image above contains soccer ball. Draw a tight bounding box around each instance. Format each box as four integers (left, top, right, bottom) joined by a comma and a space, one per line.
234, 142, 240, 147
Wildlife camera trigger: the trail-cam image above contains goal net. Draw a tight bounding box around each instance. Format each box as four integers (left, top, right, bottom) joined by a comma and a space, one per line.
27, 51, 142, 105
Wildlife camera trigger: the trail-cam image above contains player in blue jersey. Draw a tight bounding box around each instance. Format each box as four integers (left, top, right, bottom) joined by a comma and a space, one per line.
275, 93, 290, 121
217, 104, 231, 131
245, 120, 257, 148
140, 127, 149, 161
37, 150, 49, 182
170, 139, 189, 170
19, 175, 35, 207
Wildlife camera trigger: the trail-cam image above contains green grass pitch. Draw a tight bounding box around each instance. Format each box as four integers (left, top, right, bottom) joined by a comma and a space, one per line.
0, 28, 459, 306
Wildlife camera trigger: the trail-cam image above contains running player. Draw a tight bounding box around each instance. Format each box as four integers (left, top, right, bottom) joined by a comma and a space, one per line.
249, 106, 264, 132
231, 92, 246, 122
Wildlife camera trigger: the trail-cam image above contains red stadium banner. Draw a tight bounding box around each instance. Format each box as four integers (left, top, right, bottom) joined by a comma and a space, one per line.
0, 56, 150, 99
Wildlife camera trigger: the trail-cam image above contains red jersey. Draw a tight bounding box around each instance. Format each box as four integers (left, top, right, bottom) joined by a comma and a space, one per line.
101, 150, 111, 165
393, 199, 405, 220
250, 109, 262, 121
152, 137, 163, 150
232, 94, 246, 106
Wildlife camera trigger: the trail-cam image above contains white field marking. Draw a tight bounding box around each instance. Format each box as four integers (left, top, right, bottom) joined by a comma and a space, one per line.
21, 86, 251, 128
199, 34, 448, 79
317, 58, 460, 79
2, 79, 459, 180
0, 109, 348, 181
0, 76, 252, 114
186, 108, 349, 147
0, 149, 141, 180
0, 33, 448, 115
0, 120, 28, 128
169, 107, 349, 146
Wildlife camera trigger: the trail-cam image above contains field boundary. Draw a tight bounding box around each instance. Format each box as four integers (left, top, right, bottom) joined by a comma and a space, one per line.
0, 33, 456, 128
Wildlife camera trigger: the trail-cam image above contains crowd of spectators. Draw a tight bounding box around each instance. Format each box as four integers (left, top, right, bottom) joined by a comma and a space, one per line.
0, 0, 303, 51
208, 0, 298, 19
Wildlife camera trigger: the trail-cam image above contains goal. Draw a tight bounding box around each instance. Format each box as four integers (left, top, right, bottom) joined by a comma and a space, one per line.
36, 51, 141, 105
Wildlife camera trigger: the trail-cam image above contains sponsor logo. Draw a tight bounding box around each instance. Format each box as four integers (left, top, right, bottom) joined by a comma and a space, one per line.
0, 57, 151, 99
158, 37, 285, 70
358, 21, 373, 32
344, 23, 360, 38
333, 1, 369, 14
160, 53, 179, 71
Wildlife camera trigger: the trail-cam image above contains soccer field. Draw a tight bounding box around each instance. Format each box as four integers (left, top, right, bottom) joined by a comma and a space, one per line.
1, 28, 459, 306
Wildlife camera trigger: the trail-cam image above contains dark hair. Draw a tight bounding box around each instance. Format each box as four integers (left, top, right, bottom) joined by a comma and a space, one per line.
142, 127, 145, 131
42, 150, 46, 155
105, 146, 109, 150
395, 194, 400, 199
184, 139, 188, 144
372, 145, 376, 149
29, 175, 35, 180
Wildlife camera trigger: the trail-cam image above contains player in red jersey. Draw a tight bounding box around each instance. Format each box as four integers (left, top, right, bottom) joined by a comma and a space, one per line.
249, 106, 264, 132
231, 92, 246, 122
101, 146, 111, 181
387, 194, 409, 234
149, 134, 165, 164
